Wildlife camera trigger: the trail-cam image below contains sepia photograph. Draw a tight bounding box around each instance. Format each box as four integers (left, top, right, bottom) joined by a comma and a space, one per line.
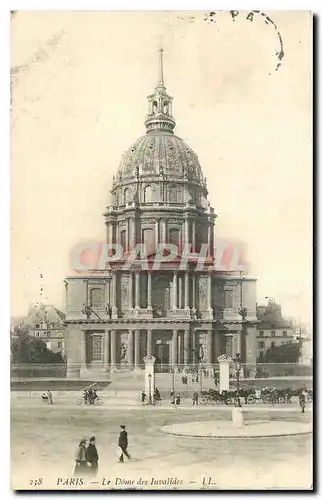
10, 9, 313, 491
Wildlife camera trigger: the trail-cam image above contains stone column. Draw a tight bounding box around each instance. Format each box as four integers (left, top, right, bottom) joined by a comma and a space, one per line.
214, 332, 222, 360
111, 272, 118, 318
207, 222, 213, 255
172, 271, 177, 310
147, 329, 152, 356
184, 217, 189, 245
127, 330, 133, 367
184, 271, 189, 309
66, 326, 82, 378
207, 274, 212, 312
128, 272, 133, 310
135, 330, 140, 368
80, 330, 86, 369
178, 333, 182, 365
110, 330, 117, 370
192, 330, 196, 364
131, 218, 136, 249
236, 331, 242, 356
178, 275, 182, 309
192, 274, 196, 311
192, 220, 196, 252
160, 219, 166, 243
104, 330, 110, 371
147, 272, 152, 310
207, 330, 213, 365
172, 331, 178, 368
184, 330, 189, 365
155, 220, 159, 248
135, 272, 140, 309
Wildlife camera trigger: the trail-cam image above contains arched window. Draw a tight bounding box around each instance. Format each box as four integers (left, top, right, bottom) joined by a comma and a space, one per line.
90, 288, 103, 308
169, 228, 180, 246
144, 185, 153, 202
123, 188, 129, 204
163, 101, 169, 115
152, 101, 158, 114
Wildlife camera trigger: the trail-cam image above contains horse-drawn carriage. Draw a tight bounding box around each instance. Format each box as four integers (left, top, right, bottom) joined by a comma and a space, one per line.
199, 386, 312, 406
200, 388, 257, 406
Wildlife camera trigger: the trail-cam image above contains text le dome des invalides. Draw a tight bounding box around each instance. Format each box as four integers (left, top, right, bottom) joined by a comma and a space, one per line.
64, 49, 258, 379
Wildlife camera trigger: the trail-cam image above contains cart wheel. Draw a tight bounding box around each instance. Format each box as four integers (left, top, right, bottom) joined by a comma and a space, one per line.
225, 397, 233, 405
77, 399, 83, 405
265, 395, 271, 403
247, 394, 256, 404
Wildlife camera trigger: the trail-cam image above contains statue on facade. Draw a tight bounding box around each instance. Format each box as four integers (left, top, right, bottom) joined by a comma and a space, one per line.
152, 102, 157, 114
121, 284, 128, 305
105, 303, 112, 319
163, 103, 169, 114
81, 303, 91, 319
120, 343, 127, 361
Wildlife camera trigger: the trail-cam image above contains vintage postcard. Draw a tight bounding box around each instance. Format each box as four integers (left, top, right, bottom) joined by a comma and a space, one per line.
11, 10, 313, 491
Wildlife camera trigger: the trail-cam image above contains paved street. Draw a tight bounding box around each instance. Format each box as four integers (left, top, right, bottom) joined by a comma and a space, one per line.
11, 397, 312, 490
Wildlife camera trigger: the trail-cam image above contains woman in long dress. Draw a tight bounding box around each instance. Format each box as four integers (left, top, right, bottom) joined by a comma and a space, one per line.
74, 439, 88, 476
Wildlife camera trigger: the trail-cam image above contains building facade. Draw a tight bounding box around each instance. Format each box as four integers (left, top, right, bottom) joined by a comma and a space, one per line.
21, 303, 66, 355
64, 49, 258, 378
256, 299, 295, 361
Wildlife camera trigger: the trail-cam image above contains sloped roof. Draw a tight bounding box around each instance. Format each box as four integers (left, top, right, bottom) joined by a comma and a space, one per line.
24, 303, 65, 328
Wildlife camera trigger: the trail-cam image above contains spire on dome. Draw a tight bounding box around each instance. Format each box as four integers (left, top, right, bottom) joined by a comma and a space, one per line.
157, 47, 165, 88
145, 47, 176, 134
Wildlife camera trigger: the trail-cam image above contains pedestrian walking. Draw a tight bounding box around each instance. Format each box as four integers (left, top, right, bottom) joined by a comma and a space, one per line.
47, 390, 53, 404
74, 439, 88, 476
299, 392, 306, 413
118, 425, 131, 463
86, 436, 99, 475
192, 389, 198, 406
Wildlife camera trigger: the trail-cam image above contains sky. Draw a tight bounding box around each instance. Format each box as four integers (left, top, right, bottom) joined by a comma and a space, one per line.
11, 10, 312, 327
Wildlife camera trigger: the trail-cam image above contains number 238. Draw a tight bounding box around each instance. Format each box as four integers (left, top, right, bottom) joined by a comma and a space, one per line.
29, 478, 43, 486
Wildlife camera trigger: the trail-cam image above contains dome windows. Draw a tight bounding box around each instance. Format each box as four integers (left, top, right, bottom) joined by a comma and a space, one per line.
144, 185, 154, 203
123, 188, 129, 204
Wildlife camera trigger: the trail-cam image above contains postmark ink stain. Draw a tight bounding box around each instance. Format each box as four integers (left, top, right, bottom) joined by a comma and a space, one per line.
204, 10, 285, 73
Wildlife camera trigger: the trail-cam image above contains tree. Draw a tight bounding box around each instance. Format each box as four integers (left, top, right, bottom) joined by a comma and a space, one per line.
263, 342, 300, 364
10, 330, 64, 364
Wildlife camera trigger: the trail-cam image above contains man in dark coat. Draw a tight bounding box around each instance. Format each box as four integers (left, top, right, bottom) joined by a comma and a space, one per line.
86, 436, 99, 475
118, 425, 131, 463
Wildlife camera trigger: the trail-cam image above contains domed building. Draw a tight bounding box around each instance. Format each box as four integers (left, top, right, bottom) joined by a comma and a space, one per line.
64, 49, 258, 379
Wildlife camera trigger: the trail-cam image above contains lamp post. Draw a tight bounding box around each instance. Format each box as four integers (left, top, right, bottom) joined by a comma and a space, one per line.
234, 353, 242, 407
171, 365, 175, 394
199, 361, 203, 393
148, 373, 152, 405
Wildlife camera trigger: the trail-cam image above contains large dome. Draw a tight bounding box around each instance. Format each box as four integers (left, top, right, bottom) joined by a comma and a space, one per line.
117, 132, 203, 186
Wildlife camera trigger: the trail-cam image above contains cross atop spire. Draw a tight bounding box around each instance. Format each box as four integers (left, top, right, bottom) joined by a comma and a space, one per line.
157, 40, 165, 88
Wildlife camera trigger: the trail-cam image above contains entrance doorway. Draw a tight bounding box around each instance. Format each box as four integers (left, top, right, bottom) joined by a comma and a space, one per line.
154, 340, 170, 373
86, 332, 104, 366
